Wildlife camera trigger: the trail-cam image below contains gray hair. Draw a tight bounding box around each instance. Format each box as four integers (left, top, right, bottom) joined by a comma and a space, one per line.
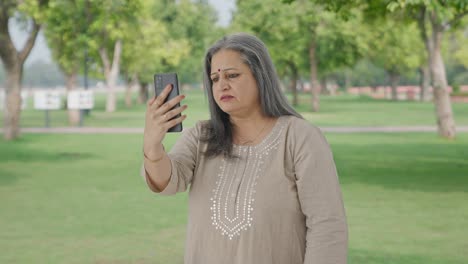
200, 33, 302, 159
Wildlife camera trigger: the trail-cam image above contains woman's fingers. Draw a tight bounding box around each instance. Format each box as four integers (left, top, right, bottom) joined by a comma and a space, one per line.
147, 96, 157, 107
164, 114, 187, 131
164, 104, 188, 121
151, 84, 173, 109
154, 94, 186, 116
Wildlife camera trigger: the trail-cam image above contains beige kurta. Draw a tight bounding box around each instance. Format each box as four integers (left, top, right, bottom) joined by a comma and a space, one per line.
142, 115, 348, 264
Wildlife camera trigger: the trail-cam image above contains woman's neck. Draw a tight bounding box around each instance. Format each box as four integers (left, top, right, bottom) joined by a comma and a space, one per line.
230, 113, 276, 145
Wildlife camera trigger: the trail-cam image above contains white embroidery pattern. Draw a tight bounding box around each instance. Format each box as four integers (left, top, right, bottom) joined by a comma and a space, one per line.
210, 120, 285, 240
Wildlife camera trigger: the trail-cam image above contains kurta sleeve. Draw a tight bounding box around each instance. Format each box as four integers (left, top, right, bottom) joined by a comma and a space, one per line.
291, 120, 348, 264
141, 121, 201, 195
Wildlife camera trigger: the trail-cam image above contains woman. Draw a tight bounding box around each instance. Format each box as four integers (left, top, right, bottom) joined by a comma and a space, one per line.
142, 33, 348, 264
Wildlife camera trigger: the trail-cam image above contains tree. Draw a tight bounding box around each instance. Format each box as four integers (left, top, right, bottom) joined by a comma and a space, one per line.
0, 0, 49, 140
120, 0, 190, 105
447, 23, 468, 70
44, 0, 87, 126
387, 0, 468, 138
235, 0, 366, 110
232, 0, 307, 106
158, 0, 220, 85
312, 0, 468, 138
85, 0, 141, 113
366, 19, 422, 100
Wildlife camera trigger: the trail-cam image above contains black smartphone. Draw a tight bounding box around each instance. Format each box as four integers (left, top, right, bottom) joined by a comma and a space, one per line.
154, 73, 183, 132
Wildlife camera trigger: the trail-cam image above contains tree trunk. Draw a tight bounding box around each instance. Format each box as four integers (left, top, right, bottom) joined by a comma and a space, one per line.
417, 7, 434, 103
125, 73, 140, 108
4, 66, 22, 139
418, 7, 456, 138
344, 69, 351, 91
309, 39, 320, 112
125, 75, 133, 108
0, 15, 40, 140
389, 71, 400, 101
99, 39, 122, 113
138, 81, 149, 104
65, 72, 80, 126
430, 28, 456, 139
419, 64, 431, 101
288, 62, 298, 106
320, 77, 327, 95
125, 86, 132, 108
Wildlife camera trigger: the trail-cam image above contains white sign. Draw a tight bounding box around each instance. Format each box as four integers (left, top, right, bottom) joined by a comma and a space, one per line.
34, 90, 62, 110
0, 90, 4, 111
67, 90, 94, 109
21, 91, 28, 110
1, 90, 29, 111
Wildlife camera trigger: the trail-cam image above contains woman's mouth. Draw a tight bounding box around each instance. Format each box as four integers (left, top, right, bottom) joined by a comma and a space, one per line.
220, 95, 234, 101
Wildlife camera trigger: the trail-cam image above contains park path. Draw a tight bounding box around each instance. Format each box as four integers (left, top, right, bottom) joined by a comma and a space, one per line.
4, 125, 468, 134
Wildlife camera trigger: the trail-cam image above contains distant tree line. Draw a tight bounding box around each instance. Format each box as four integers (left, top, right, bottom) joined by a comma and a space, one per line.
2, 54, 466, 90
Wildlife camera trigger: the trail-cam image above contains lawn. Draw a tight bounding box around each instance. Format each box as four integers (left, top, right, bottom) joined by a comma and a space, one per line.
1, 132, 467, 264
2, 89, 468, 128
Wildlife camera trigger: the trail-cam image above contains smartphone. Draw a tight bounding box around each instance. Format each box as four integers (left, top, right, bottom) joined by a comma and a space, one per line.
154, 73, 183, 132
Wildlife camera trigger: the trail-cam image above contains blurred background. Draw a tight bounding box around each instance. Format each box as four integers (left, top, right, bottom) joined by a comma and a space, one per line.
1, 0, 467, 263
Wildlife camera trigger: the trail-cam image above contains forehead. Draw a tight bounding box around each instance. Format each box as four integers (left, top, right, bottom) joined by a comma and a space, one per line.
211, 49, 246, 70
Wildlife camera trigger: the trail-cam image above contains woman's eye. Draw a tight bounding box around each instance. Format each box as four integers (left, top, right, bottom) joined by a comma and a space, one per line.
228, 73, 239, 79
211, 77, 219, 83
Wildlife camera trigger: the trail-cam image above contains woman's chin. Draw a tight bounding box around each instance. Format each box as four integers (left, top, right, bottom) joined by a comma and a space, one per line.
219, 106, 237, 114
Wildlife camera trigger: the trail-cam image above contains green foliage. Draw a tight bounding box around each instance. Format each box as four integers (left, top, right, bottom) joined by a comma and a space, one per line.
43, 0, 142, 80
44, 0, 87, 75
233, 0, 367, 81
387, 0, 468, 22
120, 0, 190, 84
87, 0, 141, 46
17, 0, 50, 23
153, 0, 220, 84
231, 0, 306, 79
348, 59, 388, 87
451, 24, 468, 68
120, 0, 220, 85
314, 9, 368, 75
366, 19, 423, 77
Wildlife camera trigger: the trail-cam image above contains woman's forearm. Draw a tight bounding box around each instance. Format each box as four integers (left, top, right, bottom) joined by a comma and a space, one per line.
143, 144, 172, 191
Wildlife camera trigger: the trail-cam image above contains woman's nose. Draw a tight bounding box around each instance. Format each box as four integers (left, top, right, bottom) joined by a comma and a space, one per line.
219, 77, 229, 90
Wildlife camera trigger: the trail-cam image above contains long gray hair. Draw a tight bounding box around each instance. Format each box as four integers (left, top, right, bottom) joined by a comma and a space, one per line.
200, 33, 302, 159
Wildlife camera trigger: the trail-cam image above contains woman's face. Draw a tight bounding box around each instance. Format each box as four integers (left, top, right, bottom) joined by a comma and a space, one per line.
210, 49, 261, 117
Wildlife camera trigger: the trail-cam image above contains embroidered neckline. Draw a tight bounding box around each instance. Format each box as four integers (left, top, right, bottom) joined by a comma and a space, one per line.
232, 115, 285, 151
210, 117, 287, 240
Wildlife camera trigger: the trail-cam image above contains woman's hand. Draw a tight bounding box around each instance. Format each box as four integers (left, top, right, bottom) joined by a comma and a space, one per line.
143, 84, 188, 159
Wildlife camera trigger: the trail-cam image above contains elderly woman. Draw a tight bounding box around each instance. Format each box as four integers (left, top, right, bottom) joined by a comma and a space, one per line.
142, 33, 348, 264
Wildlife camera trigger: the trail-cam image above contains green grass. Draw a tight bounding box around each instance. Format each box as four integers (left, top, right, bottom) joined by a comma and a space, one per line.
299, 94, 468, 126
1, 133, 467, 263
2, 90, 468, 128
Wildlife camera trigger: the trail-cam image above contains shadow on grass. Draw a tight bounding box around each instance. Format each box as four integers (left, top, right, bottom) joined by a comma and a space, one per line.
349, 248, 463, 264
0, 146, 95, 163
0, 137, 95, 186
0, 168, 20, 186
332, 140, 468, 193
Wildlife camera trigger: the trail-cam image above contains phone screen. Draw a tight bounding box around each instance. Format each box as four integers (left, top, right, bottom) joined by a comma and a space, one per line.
154, 73, 183, 132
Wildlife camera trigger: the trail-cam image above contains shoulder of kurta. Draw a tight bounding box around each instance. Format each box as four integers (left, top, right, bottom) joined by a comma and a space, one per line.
285, 116, 332, 164
287, 116, 324, 143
